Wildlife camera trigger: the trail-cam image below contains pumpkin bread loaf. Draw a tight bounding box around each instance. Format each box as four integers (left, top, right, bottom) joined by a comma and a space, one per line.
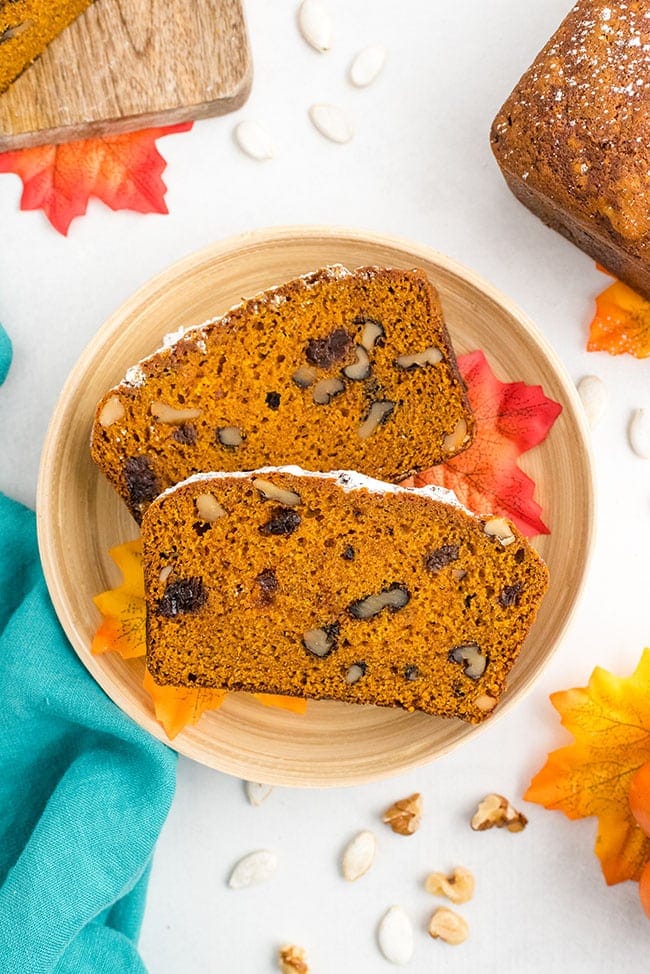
91, 266, 475, 524
491, 0, 650, 299
0, 0, 94, 93
142, 468, 549, 724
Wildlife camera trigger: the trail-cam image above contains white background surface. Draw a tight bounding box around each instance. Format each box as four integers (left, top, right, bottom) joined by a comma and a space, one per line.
1, 0, 649, 970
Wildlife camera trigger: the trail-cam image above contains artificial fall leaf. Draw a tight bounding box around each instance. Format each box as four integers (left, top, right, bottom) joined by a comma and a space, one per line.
252, 693, 308, 715
404, 350, 562, 537
142, 669, 226, 741
93, 540, 308, 737
92, 539, 145, 659
0, 122, 192, 235
525, 649, 650, 885
630, 763, 650, 837
587, 277, 650, 359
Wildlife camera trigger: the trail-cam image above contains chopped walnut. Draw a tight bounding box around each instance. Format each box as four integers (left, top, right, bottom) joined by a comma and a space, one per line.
382, 792, 422, 835
471, 793, 528, 833
278, 944, 309, 973
428, 907, 469, 945
425, 866, 475, 904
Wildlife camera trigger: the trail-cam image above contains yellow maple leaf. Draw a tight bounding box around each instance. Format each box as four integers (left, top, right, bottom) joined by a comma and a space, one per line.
92, 539, 146, 659
525, 650, 650, 884
587, 277, 650, 358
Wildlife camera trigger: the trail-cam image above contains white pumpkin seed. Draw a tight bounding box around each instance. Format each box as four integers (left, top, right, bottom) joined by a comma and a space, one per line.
244, 781, 274, 806
629, 408, 650, 458
378, 906, 414, 965
234, 121, 275, 161
228, 849, 277, 888
298, 0, 332, 52
350, 44, 387, 87
309, 104, 354, 144
577, 375, 608, 429
342, 830, 376, 881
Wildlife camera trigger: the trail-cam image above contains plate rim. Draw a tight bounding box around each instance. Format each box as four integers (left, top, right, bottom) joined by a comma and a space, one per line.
36, 224, 596, 786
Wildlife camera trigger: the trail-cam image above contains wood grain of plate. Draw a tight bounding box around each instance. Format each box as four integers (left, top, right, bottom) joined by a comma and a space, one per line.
37, 227, 595, 787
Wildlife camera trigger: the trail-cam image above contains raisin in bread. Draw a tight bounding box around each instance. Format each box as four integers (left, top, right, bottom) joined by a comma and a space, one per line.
491, 0, 650, 299
91, 266, 474, 523
142, 468, 548, 724
0, 0, 94, 93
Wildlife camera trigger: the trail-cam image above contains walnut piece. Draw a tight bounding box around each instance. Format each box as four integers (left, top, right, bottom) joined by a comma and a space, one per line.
195, 493, 226, 521
425, 866, 475, 904
303, 623, 339, 658
217, 426, 244, 447
483, 516, 516, 546
475, 693, 497, 713
471, 793, 528, 833
312, 376, 345, 404
449, 644, 487, 680
342, 344, 371, 380
253, 478, 301, 507
278, 944, 309, 973
348, 583, 410, 620
150, 402, 202, 424
428, 907, 469, 945
98, 395, 124, 428
292, 365, 317, 388
395, 346, 443, 369
382, 792, 422, 835
358, 399, 395, 439
357, 317, 385, 350
443, 418, 469, 453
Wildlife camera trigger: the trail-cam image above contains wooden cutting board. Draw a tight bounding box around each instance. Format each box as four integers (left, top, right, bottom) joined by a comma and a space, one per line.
0, 0, 251, 151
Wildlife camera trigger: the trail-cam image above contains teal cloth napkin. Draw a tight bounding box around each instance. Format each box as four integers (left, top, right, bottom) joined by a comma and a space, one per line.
0, 325, 177, 973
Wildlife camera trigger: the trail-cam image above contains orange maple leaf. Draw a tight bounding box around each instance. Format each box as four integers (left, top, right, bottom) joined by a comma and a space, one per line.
405, 350, 562, 537
142, 669, 226, 741
587, 277, 650, 359
525, 650, 650, 885
0, 123, 192, 235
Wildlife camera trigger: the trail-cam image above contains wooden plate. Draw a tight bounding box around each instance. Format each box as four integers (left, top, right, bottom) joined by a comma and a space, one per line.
37, 227, 595, 787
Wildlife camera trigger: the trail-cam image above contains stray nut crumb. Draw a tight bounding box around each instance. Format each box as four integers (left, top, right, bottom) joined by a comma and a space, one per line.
425, 866, 475, 904
278, 944, 309, 973
382, 792, 422, 835
428, 907, 469, 945
471, 793, 528, 833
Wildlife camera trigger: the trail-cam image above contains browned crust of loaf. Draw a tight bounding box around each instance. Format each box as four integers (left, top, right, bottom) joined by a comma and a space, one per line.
498, 166, 650, 297
490, 0, 650, 298
143, 472, 548, 723
91, 265, 475, 520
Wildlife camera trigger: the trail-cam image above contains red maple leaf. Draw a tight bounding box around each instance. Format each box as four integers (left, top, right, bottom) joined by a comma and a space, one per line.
404, 350, 562, 537
0, 123, 192, 235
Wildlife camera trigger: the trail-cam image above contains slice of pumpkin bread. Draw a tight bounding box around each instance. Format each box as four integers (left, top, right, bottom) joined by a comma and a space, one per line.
142, 468, 548, 724
91, 266, 474, 523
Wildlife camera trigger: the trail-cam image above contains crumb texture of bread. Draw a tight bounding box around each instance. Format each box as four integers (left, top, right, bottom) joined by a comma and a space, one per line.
491, 0, 650, 298
91, 266, 474, 523
0, 0, 94, 93
142, 470, 548, 724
